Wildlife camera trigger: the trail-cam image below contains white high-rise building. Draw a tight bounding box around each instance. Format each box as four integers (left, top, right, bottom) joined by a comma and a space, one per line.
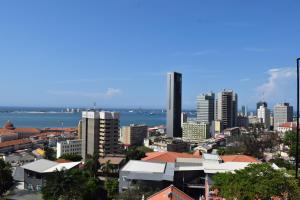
257, 105, 270, 129
274, 103, 293, 129
197, 92, 215, 124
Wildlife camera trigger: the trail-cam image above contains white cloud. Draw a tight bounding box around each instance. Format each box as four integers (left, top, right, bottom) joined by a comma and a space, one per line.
104, 88, 122, 97
257, 67, 295, 103
47, 88, 122, 99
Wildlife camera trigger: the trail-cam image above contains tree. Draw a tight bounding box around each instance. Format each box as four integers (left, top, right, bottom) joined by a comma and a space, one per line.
212, 163, 300, 200
101, 160, 114, 177
84, 153, 100, 177
125, 146, 153, 161
269, 157, 294, 170
59, 153, 82, 162
42, 168, 105, 200
104, 178, 118, 199
44, 146, 56, 161
284, 131, 300, 159
116, 182, 160, 200
0, 159, 13, 197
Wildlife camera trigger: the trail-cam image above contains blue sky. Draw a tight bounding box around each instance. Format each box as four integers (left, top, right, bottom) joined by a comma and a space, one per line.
0, 0, 298, 109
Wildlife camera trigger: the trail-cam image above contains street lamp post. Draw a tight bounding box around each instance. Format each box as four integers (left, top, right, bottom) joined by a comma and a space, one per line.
296, 58, 300, 179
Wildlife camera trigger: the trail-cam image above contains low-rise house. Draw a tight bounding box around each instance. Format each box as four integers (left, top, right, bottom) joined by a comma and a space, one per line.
21, 159, 81, 191
142, 151, 200, 163
147, 184, 194, 200
119, 160, 174, 192
119, 153, 263, 199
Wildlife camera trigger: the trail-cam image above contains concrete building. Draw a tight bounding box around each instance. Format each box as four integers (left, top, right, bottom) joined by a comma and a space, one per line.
182, 122, 210, 142
166, 72, 182, 138
274, 103, 293, 129
22, 159, 80, 191
215, 90, 238, 129
257, 105, 270, 129
181, 112, 188, 127
197, 92, 215, 124
81, 111, 120, 160
56, 139, 82, 158
237, 115, 249, 128
211, 120, 222, 136
121, 124, 148, 146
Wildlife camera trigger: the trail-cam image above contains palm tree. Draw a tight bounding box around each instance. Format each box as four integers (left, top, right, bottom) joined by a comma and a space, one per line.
0, 159, 13, 197
84, 153, 100, 178
101, 160, 114, 177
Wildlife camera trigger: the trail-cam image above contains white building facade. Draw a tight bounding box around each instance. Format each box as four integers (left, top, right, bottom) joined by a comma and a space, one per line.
56, 139, 82, 158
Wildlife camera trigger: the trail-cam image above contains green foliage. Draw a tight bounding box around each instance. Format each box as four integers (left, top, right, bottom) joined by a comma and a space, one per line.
59, 153, 82, 162
125, 145, 153, 161
44, 146, 56, 161
104, 178, 118, 199
0, 159, 13, 196
42, 168, 105, 200
284, 131, 300, 159
269, 157, 294, 170
84, 153, 100, 177
101, 160, 115, 177
212, 163, 300, 200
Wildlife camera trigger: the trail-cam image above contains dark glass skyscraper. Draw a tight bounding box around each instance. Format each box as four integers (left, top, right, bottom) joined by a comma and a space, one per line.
167, 72, 182, 138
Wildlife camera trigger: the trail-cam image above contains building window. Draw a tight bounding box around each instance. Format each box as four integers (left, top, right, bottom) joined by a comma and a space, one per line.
36, 184, 42, 191
28, 184, 33, 191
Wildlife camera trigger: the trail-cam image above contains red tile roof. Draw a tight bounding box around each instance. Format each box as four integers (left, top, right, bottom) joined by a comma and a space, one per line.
147, 185, 193, 200
14, 128, 41, 133
0, 139, 32, 148
142, 151, 200, 163
278, 122, 300, 129
55, 159, 72, 163
221, 155, 260, 163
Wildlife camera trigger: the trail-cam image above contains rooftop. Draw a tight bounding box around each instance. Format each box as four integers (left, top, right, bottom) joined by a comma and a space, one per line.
221, 155, 260, 163
22, 159, 80, 173
147, 185, 193, 200
142, 151, 200, 163
0, 139, 32, 148
122, 160, 166, 173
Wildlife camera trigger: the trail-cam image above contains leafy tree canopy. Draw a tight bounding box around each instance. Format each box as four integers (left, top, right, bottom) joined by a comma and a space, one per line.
59, 153, 82, 162
212, 163, 300, 200
0, 159, 13, 197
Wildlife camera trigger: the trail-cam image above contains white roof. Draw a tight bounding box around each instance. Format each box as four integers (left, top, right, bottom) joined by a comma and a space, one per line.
204, 162, 250, 173
22, 159, 80, 173
203, 153, 221, 161
122, 160, 166, 173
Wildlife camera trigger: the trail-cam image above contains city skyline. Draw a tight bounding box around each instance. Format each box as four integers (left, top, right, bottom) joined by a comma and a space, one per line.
0, 1, 298, 109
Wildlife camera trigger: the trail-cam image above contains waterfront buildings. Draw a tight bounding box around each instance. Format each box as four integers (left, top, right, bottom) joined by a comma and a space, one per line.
81, 111, 120, 159
182, 122, 210, 142
215, 90, 238, 129
56, 139, 82, 158
121, 124, 148, 146
241, 105, 248, 117
196, 92, 215, 124
166, 72, 182, 138
273, 103, 293, 129
257, 104, 271, 129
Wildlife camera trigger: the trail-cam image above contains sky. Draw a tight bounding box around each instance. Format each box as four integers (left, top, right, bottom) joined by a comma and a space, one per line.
0, 0, 298, 110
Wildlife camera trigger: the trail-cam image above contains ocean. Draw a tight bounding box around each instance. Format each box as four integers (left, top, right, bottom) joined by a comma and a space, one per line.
0, 107, 196, 128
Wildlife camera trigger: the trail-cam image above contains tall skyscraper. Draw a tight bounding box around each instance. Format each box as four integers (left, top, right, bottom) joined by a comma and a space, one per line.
167, 72, 182, 138
81, 111, 120, 160
215, 90, 238, 129
241, 105, 248, 117
257, 104, 270, 129
257, 101, 268, 110
274, 103, 293, 128
197, 92, 215, 124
